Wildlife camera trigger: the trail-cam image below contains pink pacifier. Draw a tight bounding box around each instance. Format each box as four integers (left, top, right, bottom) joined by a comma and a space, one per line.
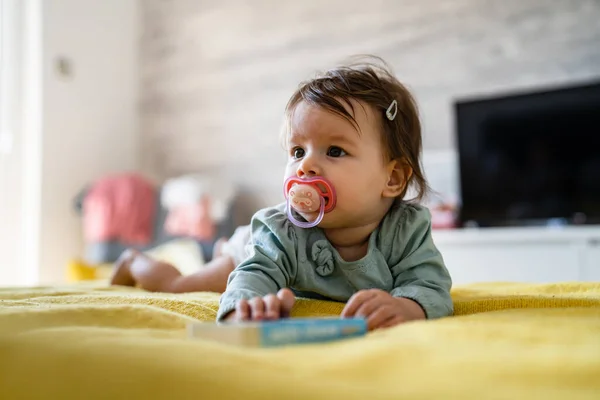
283, 176, 336, 228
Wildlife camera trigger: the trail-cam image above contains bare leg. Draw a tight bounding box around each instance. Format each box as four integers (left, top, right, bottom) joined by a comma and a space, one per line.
167, 255, 235, 293
110, 248, 235, 294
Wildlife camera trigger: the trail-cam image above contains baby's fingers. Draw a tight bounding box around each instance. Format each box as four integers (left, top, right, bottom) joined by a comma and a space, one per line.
366, 305, 394, 331
277, 288, 295, 318
341, 290, 376, 318
263, 294, 281, 320
249, 297, 266, 320
236, 299, 250, 321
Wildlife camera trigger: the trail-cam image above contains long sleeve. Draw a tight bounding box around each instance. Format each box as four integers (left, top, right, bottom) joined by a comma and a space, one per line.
383, 204, 454, 319
216, 206, 299, 321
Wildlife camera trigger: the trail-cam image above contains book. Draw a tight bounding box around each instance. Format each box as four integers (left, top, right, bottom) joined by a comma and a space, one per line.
187, 317, 367, 347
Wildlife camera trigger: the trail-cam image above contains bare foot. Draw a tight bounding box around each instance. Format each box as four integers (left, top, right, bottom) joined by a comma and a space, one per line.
109, 249, 139, 286
109, 249, 184, 292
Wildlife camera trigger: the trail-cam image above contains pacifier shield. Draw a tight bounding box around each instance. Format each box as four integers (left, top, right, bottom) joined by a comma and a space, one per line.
283, 176, 336, 213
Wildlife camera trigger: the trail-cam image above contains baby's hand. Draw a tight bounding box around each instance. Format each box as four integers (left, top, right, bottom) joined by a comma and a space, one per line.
228, 288, 296, 322
341, 289, 426, 330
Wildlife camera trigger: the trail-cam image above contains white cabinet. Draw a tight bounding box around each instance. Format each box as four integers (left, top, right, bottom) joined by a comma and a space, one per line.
437, 243, 580, 285
581, 240, 600, 281
431, 227, 600, 285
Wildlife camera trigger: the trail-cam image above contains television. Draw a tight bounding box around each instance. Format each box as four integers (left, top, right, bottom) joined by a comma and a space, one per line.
454, 80, 600, 228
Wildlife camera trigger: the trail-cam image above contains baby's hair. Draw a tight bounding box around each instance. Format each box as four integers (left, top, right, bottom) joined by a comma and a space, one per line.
283, 55, 429, 202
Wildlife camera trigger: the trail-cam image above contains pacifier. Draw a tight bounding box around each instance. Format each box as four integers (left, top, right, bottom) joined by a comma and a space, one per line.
283, 176, 336, 228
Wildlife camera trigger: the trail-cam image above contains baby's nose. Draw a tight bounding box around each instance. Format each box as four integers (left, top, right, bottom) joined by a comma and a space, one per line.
297, 156, 320, 177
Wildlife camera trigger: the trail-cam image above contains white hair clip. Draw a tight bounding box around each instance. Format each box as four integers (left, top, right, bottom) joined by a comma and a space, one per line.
386, 99, 398, 121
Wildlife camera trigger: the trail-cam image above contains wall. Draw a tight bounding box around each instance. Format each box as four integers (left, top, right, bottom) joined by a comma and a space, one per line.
36, 0, 141, 283
140, 0, 600, 217
0, 0, 141, 285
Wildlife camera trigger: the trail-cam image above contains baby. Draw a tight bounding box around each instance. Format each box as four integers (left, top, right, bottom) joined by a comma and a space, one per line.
111, 56, 453, 330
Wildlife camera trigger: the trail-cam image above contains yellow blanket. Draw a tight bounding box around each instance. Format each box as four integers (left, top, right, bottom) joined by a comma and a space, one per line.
1, 281, 599, 399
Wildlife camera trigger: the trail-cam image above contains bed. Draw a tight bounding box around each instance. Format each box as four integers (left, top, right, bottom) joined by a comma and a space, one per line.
1, 280, 599, 399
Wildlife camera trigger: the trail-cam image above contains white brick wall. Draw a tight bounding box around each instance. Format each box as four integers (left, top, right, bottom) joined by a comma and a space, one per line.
140, 0, 600, 217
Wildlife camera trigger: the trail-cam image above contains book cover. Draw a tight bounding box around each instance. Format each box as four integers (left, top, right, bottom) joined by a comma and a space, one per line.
188, 317, 367, 347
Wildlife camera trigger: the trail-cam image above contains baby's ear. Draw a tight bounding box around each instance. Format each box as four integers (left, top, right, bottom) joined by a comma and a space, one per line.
383, 158, 413, 198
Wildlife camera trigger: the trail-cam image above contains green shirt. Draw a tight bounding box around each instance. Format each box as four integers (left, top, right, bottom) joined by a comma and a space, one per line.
217, 202, 453, 321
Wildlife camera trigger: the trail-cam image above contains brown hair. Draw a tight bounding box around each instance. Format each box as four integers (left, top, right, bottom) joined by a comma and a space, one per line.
283, 55, 428, 202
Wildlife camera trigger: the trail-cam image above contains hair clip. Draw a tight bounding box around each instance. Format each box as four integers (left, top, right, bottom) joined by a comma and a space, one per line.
386, 99, 398, 121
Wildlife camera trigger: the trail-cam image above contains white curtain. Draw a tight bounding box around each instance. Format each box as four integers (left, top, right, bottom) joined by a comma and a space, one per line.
0, 0, 41, 286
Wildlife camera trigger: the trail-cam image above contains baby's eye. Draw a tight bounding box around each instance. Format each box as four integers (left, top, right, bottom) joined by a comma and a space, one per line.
327, 146, 347, 158
292, 147, 305, 159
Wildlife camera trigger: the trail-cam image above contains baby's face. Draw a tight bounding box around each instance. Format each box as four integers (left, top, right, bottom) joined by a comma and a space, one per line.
284, 100, 394, 229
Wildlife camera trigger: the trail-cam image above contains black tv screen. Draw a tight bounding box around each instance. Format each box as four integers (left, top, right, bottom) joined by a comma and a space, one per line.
454, 80, 600, 228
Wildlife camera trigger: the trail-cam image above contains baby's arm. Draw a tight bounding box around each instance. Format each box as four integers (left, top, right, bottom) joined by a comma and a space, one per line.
341, 205, 453, 330
387, 206, 453, 319
216, 208, 298, 321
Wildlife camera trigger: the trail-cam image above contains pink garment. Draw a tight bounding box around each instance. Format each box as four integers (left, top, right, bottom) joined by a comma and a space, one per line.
83, 174, 156, 245
164, 195, 215, 241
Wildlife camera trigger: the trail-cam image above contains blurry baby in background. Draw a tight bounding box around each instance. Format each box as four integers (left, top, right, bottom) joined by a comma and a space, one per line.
111, 55, 453, 330
110, 225, 249, 294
